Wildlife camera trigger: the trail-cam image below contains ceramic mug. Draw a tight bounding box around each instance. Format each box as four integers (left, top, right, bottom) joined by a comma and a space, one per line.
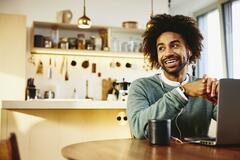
62, 10, 72, 23
146, 119, 171, 145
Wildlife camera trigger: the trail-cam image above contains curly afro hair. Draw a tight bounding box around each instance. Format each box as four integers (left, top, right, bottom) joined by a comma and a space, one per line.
143, 14, 203, 69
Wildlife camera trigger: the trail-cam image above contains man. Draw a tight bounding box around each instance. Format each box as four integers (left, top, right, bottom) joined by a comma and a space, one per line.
127, 14, 219, 139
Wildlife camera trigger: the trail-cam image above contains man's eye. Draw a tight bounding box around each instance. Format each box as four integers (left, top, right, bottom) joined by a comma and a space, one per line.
158, 47, 165, 51
172, 43, 179, 48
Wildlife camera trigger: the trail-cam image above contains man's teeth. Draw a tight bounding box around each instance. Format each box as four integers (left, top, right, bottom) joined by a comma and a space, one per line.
165, 59, 177, 64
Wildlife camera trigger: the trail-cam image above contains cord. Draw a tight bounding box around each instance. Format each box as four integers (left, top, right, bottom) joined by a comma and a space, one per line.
175, 108, 184, 139
158, 70, 187, 140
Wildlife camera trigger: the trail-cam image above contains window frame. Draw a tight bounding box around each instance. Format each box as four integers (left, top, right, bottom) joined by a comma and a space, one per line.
193, 0, 237, 78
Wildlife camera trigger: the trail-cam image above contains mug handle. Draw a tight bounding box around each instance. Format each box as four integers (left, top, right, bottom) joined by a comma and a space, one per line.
143, 123, 149, 140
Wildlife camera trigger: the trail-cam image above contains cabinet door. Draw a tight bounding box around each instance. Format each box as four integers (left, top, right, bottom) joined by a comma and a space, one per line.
0, 13, 26, 100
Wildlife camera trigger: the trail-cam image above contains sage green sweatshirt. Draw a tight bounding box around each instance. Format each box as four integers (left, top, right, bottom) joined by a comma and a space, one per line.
127, 74, 217, 139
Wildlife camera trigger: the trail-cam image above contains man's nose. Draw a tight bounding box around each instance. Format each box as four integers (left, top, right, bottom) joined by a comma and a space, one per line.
164, 47, 174, 56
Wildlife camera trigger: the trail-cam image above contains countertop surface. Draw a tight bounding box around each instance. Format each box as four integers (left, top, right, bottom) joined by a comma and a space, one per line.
1, 99, 127, 109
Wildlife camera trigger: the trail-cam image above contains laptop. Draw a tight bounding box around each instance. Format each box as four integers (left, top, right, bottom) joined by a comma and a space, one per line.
185, 79, 240, 146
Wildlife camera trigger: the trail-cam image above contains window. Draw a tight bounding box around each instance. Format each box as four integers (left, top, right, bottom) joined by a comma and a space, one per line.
197, 0, 240, 79
222, 0, 240, 78
197, 9, 225, 79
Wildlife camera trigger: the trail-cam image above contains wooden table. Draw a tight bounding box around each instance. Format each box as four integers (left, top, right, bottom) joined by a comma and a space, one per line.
61, 138, 240, 160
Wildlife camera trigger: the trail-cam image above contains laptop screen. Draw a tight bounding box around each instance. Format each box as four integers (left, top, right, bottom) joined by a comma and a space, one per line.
216, 79, 240, 145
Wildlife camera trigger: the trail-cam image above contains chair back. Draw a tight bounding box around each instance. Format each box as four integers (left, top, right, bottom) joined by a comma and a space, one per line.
0, 133, 21, 160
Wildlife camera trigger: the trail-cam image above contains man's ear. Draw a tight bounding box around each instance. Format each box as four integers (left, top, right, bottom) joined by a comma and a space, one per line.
187, 49, 192, 57
186, 49, 192, 63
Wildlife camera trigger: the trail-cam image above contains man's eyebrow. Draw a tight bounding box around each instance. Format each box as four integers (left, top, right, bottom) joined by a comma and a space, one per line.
156, 43, 164, 47
156, 40, 181, 47
170, 40, 181, 44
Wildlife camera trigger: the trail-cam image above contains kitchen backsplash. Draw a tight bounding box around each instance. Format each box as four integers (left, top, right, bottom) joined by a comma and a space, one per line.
26, 54, 156, 100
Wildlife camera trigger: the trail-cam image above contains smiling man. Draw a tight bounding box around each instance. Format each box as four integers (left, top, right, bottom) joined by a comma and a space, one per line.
127, 14, 219, 139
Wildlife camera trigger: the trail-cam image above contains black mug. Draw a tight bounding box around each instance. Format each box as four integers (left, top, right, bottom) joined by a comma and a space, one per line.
27, 88, 36, 99
146, 119, 171, 145
34, 35, 44, 47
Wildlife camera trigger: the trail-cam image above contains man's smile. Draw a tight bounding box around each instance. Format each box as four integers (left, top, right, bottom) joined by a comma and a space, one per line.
163, 56, 180, 68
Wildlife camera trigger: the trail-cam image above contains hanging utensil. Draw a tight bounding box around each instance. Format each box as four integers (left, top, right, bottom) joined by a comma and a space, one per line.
125, 62, 132, 68
60, 56, 65, 74
85, 80, 89, 99
36, 60, 43, 74
65, 57, 69, 81
71, 59, 77, 66
82, 60, 89, 69
47, 58, 52, 79
92, 63, 96, 73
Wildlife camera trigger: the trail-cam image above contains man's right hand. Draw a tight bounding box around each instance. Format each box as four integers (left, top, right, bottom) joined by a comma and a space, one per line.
182, 75, 219, 104
182, 79, 206, 97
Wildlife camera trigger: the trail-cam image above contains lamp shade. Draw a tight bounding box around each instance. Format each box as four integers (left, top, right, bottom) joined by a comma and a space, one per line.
77, 0, 91, 29
78, 15, 91, 29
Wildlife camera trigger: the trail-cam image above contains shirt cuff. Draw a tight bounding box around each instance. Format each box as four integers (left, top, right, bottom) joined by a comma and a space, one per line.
176, 87, 188, 101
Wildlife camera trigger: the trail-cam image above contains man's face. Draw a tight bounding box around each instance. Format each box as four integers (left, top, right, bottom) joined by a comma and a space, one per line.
156, 32, 191, 75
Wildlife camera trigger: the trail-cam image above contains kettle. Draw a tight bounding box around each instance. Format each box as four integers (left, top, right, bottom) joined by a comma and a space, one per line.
116, 79, 131, 91
116, 79, 131, 101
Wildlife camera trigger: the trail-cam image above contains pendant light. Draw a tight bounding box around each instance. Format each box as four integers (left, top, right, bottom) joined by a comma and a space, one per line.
150, 0, 154, 18
146, 0, 154, 29
77, 0, 92, 29
168, 0, 171, 9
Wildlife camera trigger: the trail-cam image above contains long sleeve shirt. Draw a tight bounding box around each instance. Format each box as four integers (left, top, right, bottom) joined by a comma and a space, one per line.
127, 74, 217, 139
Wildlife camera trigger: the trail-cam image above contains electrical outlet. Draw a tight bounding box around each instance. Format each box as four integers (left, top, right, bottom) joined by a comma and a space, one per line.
116, 111, 128, 126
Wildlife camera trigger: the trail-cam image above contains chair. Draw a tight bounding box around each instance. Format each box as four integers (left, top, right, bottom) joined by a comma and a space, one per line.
0, 133, 21, 160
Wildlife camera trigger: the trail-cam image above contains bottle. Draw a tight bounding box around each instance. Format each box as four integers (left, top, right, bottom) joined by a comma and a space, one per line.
72, 88, 78, 99
77, 34, 85, 49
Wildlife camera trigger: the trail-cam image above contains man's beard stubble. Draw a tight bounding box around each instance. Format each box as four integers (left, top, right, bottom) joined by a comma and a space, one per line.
160, 55, 188, 77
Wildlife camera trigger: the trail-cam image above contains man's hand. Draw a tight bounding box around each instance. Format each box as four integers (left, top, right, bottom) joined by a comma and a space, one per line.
202, 75, 219, 104
182, 75, 219, 104
182, 79, 206, 97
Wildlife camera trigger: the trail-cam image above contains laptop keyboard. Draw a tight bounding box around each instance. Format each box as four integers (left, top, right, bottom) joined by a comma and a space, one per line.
184, 137, 217, 145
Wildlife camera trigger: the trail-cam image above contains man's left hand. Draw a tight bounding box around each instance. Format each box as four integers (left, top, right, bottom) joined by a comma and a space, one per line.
202, 75, 219, 104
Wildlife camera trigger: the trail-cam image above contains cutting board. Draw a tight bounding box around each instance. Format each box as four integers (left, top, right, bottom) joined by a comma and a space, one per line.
102, 78, 116, 100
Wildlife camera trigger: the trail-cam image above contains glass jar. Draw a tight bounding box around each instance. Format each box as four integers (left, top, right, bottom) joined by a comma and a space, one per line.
77, 34, 85, 49
85, 39, 94, 50
90, 36, 96, 50
68, 37, 77, 49
59, 37, 69, 49
44, 37, 52, 48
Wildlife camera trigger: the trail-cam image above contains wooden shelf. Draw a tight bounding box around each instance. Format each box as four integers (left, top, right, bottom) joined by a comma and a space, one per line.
33, 21, 107, 32
33, 21, 145, 33
32, 21, 145, 59
31, 48, 144, 59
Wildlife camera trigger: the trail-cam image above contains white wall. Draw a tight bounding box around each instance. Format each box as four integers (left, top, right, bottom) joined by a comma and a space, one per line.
170, 0, 217, 16
0, 0, 168, 28
28, 55, 158, 100
0, 0, 169, 100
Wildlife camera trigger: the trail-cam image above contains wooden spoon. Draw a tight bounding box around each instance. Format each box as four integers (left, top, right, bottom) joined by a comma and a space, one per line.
60, 56, 65, 74
65, 57, 69, 81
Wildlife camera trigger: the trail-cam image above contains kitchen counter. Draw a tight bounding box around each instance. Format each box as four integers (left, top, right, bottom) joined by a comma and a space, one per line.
1, 99, 131, 160
1, 99, 127, 109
